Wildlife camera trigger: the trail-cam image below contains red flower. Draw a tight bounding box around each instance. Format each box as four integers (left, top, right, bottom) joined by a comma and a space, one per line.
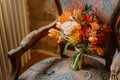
83, 14, 93, 24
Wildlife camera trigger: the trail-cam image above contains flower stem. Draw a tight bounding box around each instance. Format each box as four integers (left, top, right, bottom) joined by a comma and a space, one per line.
72, 53, 81, 70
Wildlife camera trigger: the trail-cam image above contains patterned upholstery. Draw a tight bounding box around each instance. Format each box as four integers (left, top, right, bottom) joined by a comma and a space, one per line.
19, 57, 111, 80
19, 57, 60, 80
59, 0, 119, 23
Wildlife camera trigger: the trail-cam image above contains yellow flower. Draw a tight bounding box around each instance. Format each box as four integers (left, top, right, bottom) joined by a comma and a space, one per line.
74, 24, 81, 31
68, 24, 82, 44
70, 31, 81, 44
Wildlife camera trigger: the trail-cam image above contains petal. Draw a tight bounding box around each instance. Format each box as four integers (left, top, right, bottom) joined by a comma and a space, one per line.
96, 47, 104, 56
57, 37, 63, 43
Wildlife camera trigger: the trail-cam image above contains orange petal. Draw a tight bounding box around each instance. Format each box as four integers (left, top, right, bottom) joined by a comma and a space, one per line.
65, 12, 72, 17
90, 22, 100, 30
48, 33, 54, 37
56, 24, 61, 29
96, 47, 104, 56
57, 37, 63, 43
48, 28, 59, 38
48, 28, 56, 32
75, 24, 81, 30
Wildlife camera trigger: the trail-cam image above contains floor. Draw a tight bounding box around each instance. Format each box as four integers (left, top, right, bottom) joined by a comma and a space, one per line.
20, 50, 59, 74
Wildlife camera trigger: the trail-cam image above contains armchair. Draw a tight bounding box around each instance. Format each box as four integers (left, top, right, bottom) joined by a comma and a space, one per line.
8, 0, 120, 80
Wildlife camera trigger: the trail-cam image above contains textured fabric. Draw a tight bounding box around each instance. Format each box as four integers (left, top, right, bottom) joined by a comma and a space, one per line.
19, 57, 111, 80
60, 0, 119, 23
19, 57, 60, 80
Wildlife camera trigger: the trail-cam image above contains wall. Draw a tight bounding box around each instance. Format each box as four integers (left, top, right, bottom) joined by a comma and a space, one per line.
27, 0, 60, 55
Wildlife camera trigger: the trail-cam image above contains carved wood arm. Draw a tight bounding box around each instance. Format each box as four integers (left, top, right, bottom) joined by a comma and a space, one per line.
7, 1, 65, 79
8, 19, 57, 80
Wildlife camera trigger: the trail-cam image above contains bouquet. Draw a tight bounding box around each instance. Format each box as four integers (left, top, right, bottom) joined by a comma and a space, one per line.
48, 4, 111, 70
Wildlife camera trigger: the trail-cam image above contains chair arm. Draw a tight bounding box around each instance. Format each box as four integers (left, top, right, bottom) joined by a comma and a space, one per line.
110, 51, 120, 80
8, 19, 57, 80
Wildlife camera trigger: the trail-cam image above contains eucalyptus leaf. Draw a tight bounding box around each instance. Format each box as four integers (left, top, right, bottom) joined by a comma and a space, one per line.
85, 4, 92, 10
87, 11, 93, 15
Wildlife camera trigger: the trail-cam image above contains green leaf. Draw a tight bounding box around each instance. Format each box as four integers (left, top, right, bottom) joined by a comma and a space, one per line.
63, 42, 71, 55
83, 46, 89, 51
85, 4, 92, 10
87, 11, 93, 15
80, 44, 90, 51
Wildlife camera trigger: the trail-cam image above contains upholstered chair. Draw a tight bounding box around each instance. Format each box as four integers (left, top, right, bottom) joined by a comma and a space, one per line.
8, 0, 120, 80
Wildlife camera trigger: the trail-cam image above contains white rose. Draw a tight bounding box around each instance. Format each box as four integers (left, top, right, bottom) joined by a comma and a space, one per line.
59, 21, 78, 35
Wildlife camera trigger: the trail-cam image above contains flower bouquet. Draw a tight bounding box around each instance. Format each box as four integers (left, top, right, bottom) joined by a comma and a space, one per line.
48, 4, 111, 70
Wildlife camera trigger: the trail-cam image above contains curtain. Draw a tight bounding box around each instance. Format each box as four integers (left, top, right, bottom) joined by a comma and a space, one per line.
0, 0, 31, 80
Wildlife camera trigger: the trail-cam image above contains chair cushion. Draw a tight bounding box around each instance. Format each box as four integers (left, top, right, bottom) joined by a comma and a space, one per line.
19, 57, 112, 80
19, 57, 60, 80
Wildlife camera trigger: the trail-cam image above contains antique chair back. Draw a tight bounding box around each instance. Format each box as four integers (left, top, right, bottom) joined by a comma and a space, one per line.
8, 0, 120, 80
115, 15, 120, 51
110, 3, 120, 79
112, 8, 120, 51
